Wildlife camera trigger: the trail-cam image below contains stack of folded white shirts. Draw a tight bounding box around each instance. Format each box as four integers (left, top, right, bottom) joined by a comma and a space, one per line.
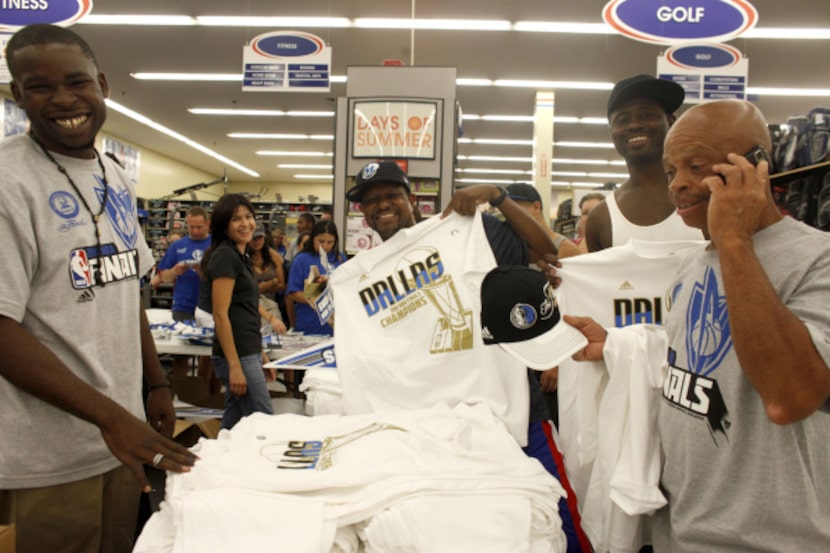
135, 402, 567, 553
300, 368, 344, 416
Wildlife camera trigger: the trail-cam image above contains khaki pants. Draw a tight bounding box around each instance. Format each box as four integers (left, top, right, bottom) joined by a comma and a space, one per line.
0, 465, 140, 553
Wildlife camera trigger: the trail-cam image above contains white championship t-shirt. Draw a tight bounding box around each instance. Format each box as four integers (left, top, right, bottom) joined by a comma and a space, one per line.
329, 212, 531, 444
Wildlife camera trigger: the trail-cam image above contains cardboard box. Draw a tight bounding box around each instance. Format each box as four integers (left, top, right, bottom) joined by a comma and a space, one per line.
173, 418, 221, 448
0, 525, 15, 553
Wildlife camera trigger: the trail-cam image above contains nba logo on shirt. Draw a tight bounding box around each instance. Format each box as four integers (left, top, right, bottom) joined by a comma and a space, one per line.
70, 248, 92, 288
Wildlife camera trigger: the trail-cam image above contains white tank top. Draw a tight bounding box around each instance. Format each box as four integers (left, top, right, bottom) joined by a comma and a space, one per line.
606, 192, 702, 246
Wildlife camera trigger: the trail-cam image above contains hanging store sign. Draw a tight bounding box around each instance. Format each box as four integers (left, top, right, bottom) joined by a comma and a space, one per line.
242, 31, 331, 92
603, 0, 758, 45
658, 43, 748, 102
0, 0, 92, 30
351, 100, 438, 160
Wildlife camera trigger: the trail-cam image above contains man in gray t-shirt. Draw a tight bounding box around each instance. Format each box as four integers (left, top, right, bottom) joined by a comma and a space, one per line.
562, 100, 830, 551
0, 24, 197, 553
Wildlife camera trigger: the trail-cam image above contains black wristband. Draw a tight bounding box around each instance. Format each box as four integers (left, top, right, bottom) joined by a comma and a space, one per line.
148, 382, 171, 393
490, 186, 508, 207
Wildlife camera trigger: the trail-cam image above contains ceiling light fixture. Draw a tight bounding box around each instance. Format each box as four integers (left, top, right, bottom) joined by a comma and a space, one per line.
513, 21, 614, 34
494, 79, 613, 90
278, 164, 334, 169
190, 108, 286, 116
294, 174, 335, 179
196, 16, 351, 27
456, 178, 524, 185
229, 133, 309, 140
354, 18, 511, 31
256, 151, 334, 157
105, 99, 259, 177
80, 15, 197, 25
132, 72, 242, 81
456, 168, 532, 175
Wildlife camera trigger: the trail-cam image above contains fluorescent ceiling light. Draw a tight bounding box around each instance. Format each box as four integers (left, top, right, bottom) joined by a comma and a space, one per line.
555, 158, 614, 165
456, 78, 494, 87
456, 168, 531, 175
556, 141, 615, 148
191, 108, 334, 118
230, 133, 308, 140
570, 182, 607, 188
495, 79, 613, 90
456, 178, 524, 185
355, 18, 510, 31
514, 21, 615, 34
294, 174, 334, 179
230, 133, 335, 141
278, 164, 333, 169
580, 117, 609, 125
474, 114, 533, 122
288, 110, 336, 117
80, 15, 196, 25
748, 86, 830, 97
744, 28, 830, 39
105, 99, 259, 177
588, 172, 630, 179
552, 171, 589, 177
132, 72, 242, 81
197, 16, 351, 27
461, 114, 607, 125
256, 151, 334, 157
459, 138, 534, 145
458, 155, 533, 163
190, 108, 285, 116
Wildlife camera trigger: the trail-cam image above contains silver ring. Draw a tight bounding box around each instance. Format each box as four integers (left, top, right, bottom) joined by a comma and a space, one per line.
151, 453, 164, 468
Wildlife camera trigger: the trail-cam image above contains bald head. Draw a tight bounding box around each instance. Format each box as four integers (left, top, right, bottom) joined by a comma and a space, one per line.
666, 100, 771, 161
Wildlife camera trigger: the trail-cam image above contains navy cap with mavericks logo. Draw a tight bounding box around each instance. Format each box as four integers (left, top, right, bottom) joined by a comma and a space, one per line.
346, 161, 411, 202
480, 265, 588, 369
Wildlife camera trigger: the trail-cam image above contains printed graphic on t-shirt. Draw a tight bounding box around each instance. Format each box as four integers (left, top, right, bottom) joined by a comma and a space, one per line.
663, 267, 732, 445
105, 182, 140, 248
64, 179, 142, 291
262, 422, 407, 471
356, 246, 473, 353
69, 243, 140, 289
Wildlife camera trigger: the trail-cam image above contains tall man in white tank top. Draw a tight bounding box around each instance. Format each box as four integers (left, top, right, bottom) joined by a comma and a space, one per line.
585, 74, 701, 251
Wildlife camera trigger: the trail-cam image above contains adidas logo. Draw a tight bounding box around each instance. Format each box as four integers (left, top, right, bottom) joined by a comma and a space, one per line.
77, 289, 96, 303
619, 281, 634, 290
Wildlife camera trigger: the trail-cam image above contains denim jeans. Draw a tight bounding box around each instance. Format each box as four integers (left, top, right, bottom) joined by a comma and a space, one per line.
212, 353, 273, 429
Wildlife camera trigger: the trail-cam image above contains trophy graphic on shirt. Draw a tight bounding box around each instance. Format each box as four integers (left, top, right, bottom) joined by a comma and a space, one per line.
422, 272, 474, 353
397, 247, 472, 353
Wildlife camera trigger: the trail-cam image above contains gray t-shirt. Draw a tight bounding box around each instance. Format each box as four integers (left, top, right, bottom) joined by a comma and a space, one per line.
653, 217, 830, 551
0, 135, 154, 488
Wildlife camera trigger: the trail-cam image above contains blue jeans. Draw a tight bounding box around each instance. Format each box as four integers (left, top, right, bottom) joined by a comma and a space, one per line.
212, 353, 273, 429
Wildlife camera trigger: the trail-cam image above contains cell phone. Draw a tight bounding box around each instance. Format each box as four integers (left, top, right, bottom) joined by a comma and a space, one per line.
743, 145, 772, 168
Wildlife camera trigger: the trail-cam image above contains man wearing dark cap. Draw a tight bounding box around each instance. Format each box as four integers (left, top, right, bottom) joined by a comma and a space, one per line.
585, 74, 701, 251
343, 161, 592, 553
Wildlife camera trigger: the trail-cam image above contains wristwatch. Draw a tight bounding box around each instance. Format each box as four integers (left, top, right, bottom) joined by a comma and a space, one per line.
490, 186, 508, 207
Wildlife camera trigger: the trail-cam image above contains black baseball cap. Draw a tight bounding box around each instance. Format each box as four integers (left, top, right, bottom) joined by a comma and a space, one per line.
480, 266, 588, 370
607, 74, 685, 119
346, 161, 411, 202
507, 183, 542, 203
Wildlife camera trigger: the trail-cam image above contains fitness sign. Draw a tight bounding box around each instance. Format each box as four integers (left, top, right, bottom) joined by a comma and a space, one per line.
0, 0, 92, 30
602, 0, 758, 45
